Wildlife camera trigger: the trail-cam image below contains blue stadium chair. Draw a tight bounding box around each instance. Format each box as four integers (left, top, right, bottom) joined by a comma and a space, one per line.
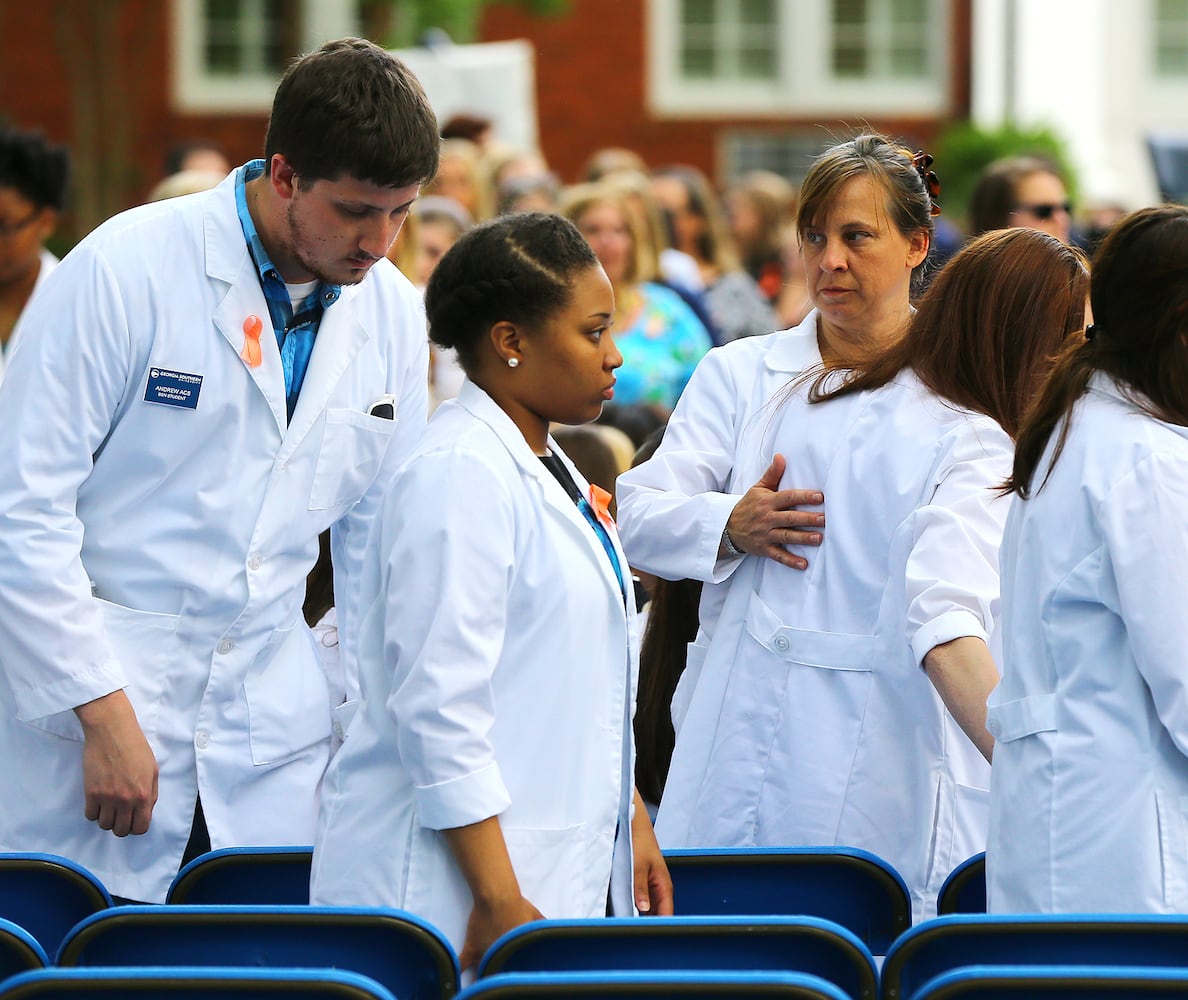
0, 917, 48, 983
881, 914, 1188, 1000
935, 854, 985, 916
166, 846, 313, 904
478, 916, 875, 1000
663, 846, 912, 954
0, 966, 397, 998
0, 853, 112, 957
459, 970, 853, 999
910, 964, 1188, 1000
57, 905, 458, 1000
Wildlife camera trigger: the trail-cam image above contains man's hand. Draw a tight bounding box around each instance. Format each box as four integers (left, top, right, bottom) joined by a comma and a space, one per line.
74, 690, 159, 837
723, 454, 824, 570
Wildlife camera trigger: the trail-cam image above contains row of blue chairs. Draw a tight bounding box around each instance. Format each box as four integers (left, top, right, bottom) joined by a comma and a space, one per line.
0, 846, 925, 957
11, 904, 1188, 999
29, 847, 1169, 1000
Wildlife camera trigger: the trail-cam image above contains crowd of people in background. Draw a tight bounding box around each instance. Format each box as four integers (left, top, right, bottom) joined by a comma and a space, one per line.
2, 34, 1188, 981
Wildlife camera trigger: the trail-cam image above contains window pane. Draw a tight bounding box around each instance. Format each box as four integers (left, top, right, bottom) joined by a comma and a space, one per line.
893, 0, 927, 23
1156, 0, 1188, 76
739, 46, 777, 79
834, 0, 868, 27
682, 0, 717, 27
890, 44, 927, 76
681, 45, 717, 77
740, 0, 775, 26
834, 45, 867, 76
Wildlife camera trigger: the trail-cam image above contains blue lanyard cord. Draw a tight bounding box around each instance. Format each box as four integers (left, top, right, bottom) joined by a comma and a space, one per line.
577, 496, 627, 601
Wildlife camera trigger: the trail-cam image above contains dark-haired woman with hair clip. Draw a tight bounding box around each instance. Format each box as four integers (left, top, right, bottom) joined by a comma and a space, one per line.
987, 205, 1188, 915
620, 133, 1090, 920
310, 212, 672, 972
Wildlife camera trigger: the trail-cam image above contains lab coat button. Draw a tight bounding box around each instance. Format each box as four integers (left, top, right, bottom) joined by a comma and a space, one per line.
194, 730, 210, 749
773, 635, 790, 652
216, 639, 234, 655
247, 552, 262, 570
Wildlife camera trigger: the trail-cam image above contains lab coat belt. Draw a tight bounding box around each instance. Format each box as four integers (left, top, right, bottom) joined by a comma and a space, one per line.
987, 691, 1057, 742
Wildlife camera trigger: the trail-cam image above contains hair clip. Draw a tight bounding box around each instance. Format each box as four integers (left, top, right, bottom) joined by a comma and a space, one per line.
1084, 323, 1097, 342
912, 150, 942, 218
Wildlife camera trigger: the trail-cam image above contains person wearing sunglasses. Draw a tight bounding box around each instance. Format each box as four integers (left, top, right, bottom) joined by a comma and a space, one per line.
969, 155, 1074, 245
0, 124, 70, 385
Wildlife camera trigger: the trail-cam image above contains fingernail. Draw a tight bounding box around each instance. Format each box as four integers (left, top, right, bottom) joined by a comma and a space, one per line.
812, 493, 824, 503
816, 514, 825, 526
637, 898, 651, 912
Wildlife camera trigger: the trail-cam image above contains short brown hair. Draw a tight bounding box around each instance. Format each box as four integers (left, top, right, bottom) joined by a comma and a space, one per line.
265, 37, 439, 189
968, 155, 1065, 237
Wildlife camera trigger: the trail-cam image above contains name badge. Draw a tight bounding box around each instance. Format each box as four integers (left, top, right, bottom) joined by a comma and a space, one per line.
144, 367, 203, 410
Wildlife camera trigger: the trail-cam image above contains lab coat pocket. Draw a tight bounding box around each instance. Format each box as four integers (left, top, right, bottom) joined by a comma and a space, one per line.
307, 408, 395, 511
928, 779, 990, 897
243, 622, 332, 765
1155, 791, 1188, 910
670, 636, 711, 737
503, 824, 587, 919
986, 693, 1056, 744
696, 590, 876, 843
24, 598, 179, 743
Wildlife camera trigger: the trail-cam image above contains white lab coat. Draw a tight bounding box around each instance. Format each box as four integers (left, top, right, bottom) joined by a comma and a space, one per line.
0, 248, 57, 387
310, 380, 638, 951
0, 171, 428, 902
987, 375, 1188, 913
617, 312, 1008, 920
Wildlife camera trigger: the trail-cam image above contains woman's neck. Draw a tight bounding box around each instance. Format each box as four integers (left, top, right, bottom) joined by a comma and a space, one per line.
816, 307, 911, 368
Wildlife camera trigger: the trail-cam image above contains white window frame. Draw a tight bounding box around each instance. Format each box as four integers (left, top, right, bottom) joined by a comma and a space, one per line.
647, 0, 950, 118
1142, 0, 1188, 127
171, 0, 358, 113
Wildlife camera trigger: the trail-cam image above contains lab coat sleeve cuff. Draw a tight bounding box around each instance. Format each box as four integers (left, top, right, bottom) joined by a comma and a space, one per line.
414, 762, 512, 831
14, 660, 126, 723
911, 609, 988, 668
707, 493, 747, 583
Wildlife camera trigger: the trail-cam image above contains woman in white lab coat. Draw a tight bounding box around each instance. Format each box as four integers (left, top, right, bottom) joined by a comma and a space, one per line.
311, 212, 672, 968
987, 205, 1188, 913
618, 134, 1090, 919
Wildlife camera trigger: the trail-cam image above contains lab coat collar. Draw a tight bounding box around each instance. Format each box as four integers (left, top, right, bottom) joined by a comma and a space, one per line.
206, 174, 289, 435
762, 309, 824, 374
203, 173, 373, 449
281, 283, 370, 460
1087, 371, 1188, 443
454, 379, 631, 611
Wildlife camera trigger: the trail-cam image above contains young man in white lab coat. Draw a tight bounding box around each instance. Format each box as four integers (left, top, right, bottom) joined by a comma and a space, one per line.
0, 37, 439, 903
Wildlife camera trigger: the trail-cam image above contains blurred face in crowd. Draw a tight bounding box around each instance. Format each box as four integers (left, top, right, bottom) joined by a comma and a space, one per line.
415, 217, 463, 288
650, 175, 703, 257
575, 199, 634, 286
428, 155, 479, 218
0, 186, 56, 288
1009, 170, 1072, 245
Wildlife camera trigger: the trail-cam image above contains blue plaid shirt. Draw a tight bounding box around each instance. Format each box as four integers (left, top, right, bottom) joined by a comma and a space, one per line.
235, 160, 342, 421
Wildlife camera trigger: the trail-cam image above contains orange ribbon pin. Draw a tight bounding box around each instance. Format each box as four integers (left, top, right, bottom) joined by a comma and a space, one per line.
241, 314, 263, 368
589, 484, 616, 533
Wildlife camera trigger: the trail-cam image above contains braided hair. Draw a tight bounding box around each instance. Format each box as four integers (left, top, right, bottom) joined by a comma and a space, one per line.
424, 211, 599, 372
